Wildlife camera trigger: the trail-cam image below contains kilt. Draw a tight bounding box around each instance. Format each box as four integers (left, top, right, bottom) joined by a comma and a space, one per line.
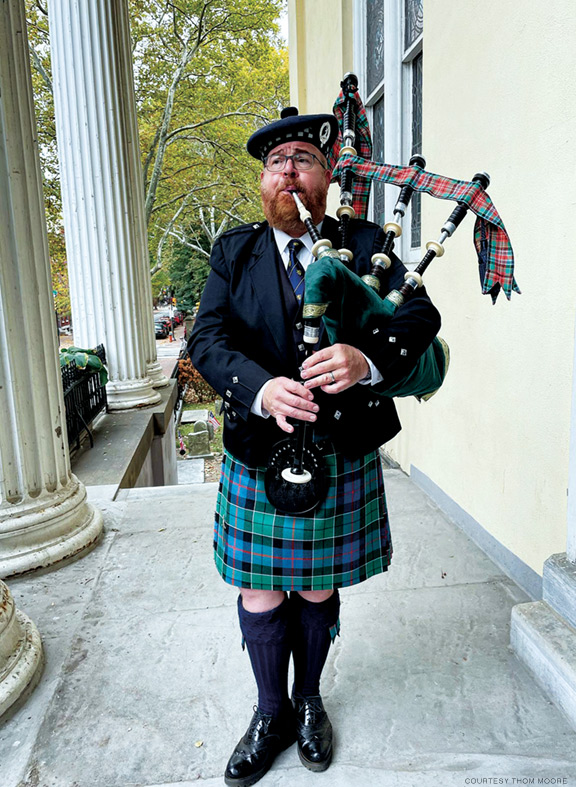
213, 445, 392, 590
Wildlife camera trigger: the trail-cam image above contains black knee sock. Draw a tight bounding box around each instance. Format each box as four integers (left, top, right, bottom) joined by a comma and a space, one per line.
290, 590, 340, 698
237, 594, 292, 717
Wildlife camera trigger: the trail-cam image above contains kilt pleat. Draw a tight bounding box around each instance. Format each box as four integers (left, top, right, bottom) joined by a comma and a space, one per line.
213, 446, 392, 590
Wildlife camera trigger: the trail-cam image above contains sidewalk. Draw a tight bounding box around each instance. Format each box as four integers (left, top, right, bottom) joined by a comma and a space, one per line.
155, 317, 186, 377
2, 472, 576, 787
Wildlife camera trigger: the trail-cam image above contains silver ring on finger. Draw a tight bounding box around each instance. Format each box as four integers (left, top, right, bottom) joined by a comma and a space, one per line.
329, 371, 336, 384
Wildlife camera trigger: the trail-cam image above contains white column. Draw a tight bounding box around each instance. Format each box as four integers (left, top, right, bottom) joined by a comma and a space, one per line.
49, 0, 162, 410
116, 3, 169, 389
567, 315, 576, 562
0, 0, 102, 575
0, 580, 43, 720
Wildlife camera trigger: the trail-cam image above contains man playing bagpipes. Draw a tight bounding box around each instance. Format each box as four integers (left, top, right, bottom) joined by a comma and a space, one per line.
188, 86, 446, 785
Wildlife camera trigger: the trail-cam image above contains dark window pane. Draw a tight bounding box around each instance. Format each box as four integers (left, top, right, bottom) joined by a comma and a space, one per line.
372, 94, 385, 226
405, 0, 423, 50
411, 52, 423, 247
366, 0, 384, 96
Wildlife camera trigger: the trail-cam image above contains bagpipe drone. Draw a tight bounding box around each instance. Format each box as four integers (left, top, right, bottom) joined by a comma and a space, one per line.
265, 73, 519, 515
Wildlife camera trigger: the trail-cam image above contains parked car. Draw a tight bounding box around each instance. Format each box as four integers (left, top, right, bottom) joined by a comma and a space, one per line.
156, 315, 174, 331
154, 320, 168, 338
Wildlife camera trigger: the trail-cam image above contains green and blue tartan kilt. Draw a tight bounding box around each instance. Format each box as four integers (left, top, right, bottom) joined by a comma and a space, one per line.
213, 446, 392, 591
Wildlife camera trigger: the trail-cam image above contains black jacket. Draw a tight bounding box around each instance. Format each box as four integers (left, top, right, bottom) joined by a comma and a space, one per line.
188, 215, 441, 466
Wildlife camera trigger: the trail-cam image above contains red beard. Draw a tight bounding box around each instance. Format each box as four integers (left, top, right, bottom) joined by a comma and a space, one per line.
260, 181, 328, 235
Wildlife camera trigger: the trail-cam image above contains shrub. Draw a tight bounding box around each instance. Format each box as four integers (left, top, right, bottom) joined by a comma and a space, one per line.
178, 357, 217, 403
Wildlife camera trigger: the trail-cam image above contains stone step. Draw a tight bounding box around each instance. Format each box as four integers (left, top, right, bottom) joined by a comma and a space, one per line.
511, 600, 576, 729
181, 409, 208, 424
176, 458, 204, 484
118, 482, 218, 501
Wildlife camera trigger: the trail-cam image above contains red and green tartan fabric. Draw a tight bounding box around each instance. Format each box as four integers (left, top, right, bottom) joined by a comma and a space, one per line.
328, 88, 519, 303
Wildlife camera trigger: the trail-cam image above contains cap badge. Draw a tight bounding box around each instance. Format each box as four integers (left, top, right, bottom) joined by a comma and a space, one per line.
319, 121, 331, 147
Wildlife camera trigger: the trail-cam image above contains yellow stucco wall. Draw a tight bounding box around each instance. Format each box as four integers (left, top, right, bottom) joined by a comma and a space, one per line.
388, 0, 576, 575
287, 0, 353, 218
289, 0, 576, 577
288, 0, 353, 114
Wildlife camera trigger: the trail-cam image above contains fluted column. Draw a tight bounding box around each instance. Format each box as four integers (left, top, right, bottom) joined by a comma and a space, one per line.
567, 316, 576, 563
49, 0, 162, 409
0, 580, 43, 720
116, 3, 169, 388
0, 0, 103, 577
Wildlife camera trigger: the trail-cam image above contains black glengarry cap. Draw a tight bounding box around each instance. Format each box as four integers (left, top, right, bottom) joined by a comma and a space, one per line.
247, 107, 338, 161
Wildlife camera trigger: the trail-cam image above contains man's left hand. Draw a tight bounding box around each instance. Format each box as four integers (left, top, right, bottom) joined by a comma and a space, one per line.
300, 343, 369, 393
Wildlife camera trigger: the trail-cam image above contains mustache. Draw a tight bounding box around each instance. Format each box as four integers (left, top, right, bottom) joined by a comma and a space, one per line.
276, 185, 303, 195
274, 185, 314, 208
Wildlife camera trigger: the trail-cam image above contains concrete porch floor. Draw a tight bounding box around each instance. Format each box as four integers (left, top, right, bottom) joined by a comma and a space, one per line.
2, 471, 576, 787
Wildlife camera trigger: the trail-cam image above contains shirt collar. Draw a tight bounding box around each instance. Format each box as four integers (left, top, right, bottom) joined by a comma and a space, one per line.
272, 221, 324, 257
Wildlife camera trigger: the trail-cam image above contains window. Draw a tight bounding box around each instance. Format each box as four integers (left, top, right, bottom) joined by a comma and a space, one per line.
372, 95, 386, 227
405, 0, 423, 247
410, 50, 423, 247
366, 0, 384, 97
354, 0, 423, 260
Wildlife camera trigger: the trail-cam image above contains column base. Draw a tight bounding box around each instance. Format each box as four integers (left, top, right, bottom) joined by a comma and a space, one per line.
543, 552, 576, 630
0, 583, 44, 720
147, 360, 170, 389
0, 475, 104, 579
511, 552, 576, 731
106, 376, 161, 410
511, 601, 576, 730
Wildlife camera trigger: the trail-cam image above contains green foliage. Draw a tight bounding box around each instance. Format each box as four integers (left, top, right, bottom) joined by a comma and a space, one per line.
26, 1, 70, 315
168, 236, 211, 313
59, 347, 109, 386
50, 229, 70, 315
134, 1, 289, 275
151, 267, 171, 299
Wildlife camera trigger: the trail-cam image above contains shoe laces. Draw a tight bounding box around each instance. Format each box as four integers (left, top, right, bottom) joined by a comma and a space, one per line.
295, 695, 324, 723
246, 706, 273, 739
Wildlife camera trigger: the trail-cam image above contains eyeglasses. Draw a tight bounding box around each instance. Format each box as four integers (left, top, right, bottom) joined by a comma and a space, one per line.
263, 152, 326, 172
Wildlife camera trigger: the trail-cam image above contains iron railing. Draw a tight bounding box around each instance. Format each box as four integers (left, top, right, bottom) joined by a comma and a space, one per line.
62, 344, 107, 450
172, 346, 187, 421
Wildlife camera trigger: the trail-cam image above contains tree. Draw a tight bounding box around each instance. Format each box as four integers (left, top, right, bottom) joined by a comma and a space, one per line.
131, 0, 288, 280
169, 235, 210, 314
25, 0, 289, 307
26, 1, 70, 315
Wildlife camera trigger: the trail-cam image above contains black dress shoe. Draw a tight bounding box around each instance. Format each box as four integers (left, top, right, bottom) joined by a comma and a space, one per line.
224, 706, 296, 787
293, 694, 333, 771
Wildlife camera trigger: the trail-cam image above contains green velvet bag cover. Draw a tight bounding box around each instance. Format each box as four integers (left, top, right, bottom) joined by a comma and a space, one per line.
304, 256, 448, 400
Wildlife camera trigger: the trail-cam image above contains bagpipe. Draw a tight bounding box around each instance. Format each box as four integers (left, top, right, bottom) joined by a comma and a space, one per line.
265, 73, 519, 515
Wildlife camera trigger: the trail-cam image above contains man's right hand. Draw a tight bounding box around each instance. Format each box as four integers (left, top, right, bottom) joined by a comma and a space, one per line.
262, 377, 319, 433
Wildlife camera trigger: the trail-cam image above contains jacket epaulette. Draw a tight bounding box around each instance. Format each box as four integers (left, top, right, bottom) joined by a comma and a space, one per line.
219, 217, 378, 241
219, 221, 267, 240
